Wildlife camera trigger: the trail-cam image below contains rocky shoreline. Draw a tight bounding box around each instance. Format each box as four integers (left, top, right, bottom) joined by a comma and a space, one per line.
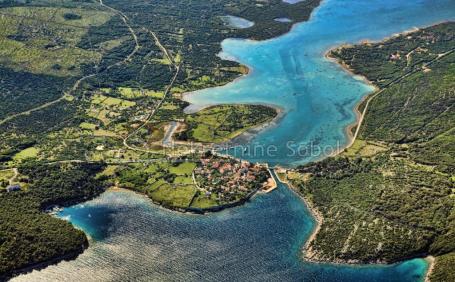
275, 167, 436, 273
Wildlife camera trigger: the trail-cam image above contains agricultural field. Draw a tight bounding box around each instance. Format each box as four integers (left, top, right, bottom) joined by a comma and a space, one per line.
114, 161, 197, 208
341, 139, 388, 158
178, 104, 278, 143
117, 87, 165, 99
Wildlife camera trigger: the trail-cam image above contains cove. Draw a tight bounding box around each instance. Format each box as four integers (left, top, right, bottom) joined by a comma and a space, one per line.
184, 0, 455, 167
13, 0, 455, 281
13, 188, 428, 281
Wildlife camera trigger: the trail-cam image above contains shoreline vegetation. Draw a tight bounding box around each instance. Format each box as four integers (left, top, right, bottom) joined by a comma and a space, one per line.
324, 52, 377, 143
285, 21, 455, 281
277, 169, 438, 282
0, 162, 106, 281
276, 167, 435, 266
324, 19, 455, 157
274, 169, 323, 260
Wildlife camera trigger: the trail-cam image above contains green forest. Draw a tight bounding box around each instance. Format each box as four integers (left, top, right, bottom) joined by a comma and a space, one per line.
0, 162, 105, 280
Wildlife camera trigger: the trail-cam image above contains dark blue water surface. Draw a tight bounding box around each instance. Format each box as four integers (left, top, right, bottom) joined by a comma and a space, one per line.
14, 0, 455, 281
15, 188, 427, 281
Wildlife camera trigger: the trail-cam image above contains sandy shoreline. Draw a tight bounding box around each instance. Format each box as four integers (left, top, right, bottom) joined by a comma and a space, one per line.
228, 104, 286, 145
182, 60, 254, 114
425, 256, 435, 282
323, 50, 379, 157
274, 168, 323, 260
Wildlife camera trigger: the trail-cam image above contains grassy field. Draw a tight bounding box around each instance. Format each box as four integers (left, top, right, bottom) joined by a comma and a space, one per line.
179, 104, 277, 143
79, 122, 97, 130
169, 162, 196, 175
190, 192, 219, 209
341, 139, 388, 158
13, 147, 39, 161
115, 161, 198, 208
92, 94, 136, 108
0, 6, 112, 76
117, 87, 165, 99
0, 169, 14, 189
86, 93, 136, 130
148, 184, 196, 208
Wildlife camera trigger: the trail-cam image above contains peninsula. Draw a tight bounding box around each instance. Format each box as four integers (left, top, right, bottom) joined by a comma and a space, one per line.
284, 22, 455, 281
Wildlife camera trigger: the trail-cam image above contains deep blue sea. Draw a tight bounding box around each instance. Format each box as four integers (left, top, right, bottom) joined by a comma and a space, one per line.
14, 0, 455, 281
14, 187, 428, 281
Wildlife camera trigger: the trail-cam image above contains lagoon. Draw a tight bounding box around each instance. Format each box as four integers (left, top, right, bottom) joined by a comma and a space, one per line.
185, 0, 455, 167
275, 18, 293, 23
222, 15, 254, 29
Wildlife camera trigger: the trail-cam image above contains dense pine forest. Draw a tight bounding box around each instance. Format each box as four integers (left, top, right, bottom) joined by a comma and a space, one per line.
0, 162, 105, 280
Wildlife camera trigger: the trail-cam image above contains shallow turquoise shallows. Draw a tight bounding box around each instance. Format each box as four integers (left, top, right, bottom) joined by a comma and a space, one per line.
185, 0, 455, 167
13, 0, 455, 281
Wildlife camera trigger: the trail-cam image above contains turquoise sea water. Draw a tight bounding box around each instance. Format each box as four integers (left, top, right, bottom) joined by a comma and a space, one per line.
185, 0, 455, 167
14, 0, 455, 281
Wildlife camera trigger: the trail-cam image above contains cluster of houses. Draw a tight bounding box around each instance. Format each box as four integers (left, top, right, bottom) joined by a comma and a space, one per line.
194, 156, 269, 203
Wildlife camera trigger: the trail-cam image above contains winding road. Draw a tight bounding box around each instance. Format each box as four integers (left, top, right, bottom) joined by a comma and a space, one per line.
349, 48, 455, 147
0, 0, 141, 126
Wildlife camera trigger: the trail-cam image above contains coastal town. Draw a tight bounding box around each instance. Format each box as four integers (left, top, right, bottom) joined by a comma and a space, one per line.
194, 153, 275, 204
109, 152, 277, 212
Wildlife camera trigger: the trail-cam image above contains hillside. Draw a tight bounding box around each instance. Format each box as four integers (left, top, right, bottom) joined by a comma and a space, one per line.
287, 22, 455, 280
